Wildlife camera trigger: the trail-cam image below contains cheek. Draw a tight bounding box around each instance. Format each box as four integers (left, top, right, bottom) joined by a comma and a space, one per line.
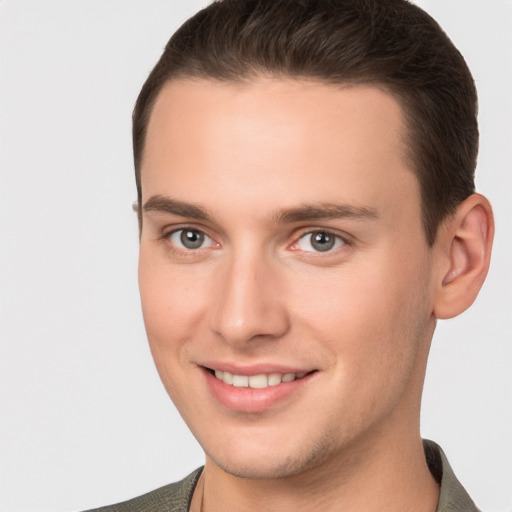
138, 251, 207, 339
137, 253, 208, 394
294, 255, 431, 385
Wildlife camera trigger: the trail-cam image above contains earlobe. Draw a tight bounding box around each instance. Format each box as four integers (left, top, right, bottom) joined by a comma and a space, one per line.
433, 194, 494, 319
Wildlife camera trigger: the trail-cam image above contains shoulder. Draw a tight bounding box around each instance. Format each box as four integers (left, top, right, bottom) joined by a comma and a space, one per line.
82, 467, 203, 512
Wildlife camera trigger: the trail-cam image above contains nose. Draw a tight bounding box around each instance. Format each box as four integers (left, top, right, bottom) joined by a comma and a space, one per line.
210, 250, 290, 347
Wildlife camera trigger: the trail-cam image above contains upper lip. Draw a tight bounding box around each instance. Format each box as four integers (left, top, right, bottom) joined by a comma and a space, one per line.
199, 362, 315, 376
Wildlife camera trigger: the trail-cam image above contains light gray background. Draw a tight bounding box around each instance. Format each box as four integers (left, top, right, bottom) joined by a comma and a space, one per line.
1, 1, 510, 511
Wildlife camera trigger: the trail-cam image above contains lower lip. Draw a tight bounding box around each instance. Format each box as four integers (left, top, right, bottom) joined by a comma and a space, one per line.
202, 368, 314, 413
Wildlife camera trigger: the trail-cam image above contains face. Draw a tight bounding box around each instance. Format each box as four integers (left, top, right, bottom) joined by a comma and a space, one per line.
138, 78, 437, 479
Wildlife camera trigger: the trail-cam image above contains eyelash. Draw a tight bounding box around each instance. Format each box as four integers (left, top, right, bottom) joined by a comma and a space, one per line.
160, 226, 350, 257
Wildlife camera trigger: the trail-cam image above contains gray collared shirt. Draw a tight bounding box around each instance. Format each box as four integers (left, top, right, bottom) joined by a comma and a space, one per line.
424, 439, 480, 511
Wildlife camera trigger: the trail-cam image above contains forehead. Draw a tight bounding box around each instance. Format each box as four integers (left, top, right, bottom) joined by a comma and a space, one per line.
142, 78, 419, 225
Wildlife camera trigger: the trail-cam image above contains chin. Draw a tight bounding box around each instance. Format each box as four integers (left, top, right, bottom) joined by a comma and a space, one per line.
204, 431, 340, 480
210, 455, 309, 480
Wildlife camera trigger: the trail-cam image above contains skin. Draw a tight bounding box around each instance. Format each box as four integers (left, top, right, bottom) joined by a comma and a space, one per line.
138, 78, 492, 512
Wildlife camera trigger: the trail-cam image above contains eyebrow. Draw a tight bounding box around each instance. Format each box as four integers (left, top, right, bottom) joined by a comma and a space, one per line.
272, 203, 379, 224
143, 195, 378, 224
143, 195, 211, 221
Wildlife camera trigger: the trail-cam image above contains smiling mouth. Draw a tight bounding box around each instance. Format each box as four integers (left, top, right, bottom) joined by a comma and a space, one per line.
207, 368, 313, 389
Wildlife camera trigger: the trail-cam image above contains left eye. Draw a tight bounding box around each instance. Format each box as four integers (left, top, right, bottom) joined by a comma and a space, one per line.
169, 229, 212, 250
296, 231, 345, 253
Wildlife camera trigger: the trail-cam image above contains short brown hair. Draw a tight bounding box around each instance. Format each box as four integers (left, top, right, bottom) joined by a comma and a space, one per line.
133, 0, 478, 245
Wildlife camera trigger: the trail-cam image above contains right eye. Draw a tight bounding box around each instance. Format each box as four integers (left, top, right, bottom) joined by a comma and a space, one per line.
168, 229, 213, 250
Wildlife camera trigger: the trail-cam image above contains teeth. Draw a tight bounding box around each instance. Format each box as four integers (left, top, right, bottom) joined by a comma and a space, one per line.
222, 371, 233, 385
249, 374, 268, 389
232, 375, 249, 387
268, 373, 282, 386
213, 370, 307, 388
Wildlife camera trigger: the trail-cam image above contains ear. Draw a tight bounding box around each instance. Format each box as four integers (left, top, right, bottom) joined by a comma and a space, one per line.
433, 194, 494, 319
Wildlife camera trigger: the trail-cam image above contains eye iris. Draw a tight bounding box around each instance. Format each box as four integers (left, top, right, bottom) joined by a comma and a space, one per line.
311, 231, 335, 252
180, 230, 204, 249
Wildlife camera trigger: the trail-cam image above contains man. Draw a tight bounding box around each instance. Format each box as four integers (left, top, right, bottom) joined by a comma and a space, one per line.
89, 0, 494, 510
